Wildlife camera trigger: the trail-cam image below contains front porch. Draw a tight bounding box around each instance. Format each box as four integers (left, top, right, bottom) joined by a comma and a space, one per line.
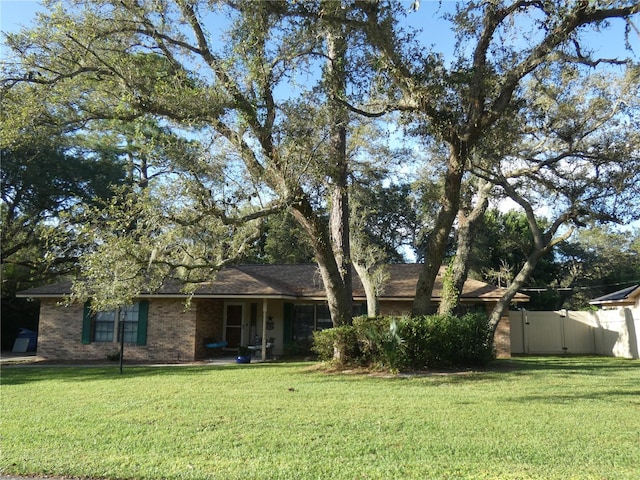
194, 298, 286, 361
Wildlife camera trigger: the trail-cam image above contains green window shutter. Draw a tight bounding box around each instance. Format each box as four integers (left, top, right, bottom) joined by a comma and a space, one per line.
137, 300, 149, 346
283, 302, 293, 344
82, 301, 92, 345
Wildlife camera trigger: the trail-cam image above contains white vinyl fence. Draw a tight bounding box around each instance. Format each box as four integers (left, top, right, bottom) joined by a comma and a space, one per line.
509, 307, 640, 359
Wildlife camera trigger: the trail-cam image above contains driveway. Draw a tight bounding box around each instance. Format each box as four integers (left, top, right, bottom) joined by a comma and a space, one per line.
0, 351, 38, 365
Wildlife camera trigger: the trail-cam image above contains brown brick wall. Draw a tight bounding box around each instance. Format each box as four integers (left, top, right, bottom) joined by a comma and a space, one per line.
37, 300, 87, 360
494, 316, 511, 358
145, 299, 196, 362
36, 298, 197, 363
194, 299, 224, 360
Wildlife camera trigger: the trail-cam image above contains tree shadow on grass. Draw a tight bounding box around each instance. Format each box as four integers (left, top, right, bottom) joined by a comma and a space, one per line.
506, 388, 640, 404
0, 360, 296, 386
501, 355, 639, 376
2, 356, 636, 387
299, 356, 639, 387
493, 356, 640, 404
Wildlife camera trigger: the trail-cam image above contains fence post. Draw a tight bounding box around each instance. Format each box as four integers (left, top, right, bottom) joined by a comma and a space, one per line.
522, 308, 529, 354
559, 309, 568, 354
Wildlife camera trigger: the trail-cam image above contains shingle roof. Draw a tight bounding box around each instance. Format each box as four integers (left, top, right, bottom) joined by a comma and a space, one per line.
589, 284, 640, 305
16, 263, 529, 302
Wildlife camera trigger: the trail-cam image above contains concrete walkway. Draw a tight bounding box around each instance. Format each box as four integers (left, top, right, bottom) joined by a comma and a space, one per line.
0, 351, 38, 365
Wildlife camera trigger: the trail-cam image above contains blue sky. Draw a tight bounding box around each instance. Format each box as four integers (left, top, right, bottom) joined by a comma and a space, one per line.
2, 0, 637, 59
1, 0, 43, 33
0, 1, 454, 60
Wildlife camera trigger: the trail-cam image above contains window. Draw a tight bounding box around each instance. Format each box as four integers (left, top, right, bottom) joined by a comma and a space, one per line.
315, 305, 332, 331
292, 304, 338, 344
94, 310, 116, 342
352, 303, 367, 317
92, 304, 140, 343
284, 302, 367, 352
292, 304, 315, 343
82, 301, 148, 346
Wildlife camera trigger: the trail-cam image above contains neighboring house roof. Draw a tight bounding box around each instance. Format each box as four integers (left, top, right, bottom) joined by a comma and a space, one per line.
589, 284, 640, 307
16, 263, 529, 303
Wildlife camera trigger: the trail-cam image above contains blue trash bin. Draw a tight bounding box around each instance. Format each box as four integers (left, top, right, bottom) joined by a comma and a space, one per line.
16, 328, 38, 352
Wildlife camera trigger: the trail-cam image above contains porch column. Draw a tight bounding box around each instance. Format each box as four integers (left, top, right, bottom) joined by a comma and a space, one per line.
262, 300, 268, 361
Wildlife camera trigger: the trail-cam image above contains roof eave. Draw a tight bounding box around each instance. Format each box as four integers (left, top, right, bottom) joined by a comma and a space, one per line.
589, 300, 636, 306
19, 292, 531, 303
15, 293, 68, 299
16, 293, 299, 300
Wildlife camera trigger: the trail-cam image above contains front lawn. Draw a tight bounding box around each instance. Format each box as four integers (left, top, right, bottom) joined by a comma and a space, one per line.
1, 357, 639, 479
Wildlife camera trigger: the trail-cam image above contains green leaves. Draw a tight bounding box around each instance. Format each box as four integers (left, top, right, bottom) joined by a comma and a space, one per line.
314, 313, 494, 371
71, 184, 264, 311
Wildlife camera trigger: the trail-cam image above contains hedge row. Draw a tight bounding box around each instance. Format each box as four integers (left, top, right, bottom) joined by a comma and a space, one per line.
312, 313, 495, 371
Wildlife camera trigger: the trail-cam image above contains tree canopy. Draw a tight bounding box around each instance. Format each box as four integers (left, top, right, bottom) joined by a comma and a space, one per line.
2, 0, 639, 333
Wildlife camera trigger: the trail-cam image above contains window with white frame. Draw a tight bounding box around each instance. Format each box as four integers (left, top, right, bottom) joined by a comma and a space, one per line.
83, 302, 147, 345
93, 304, 140, 343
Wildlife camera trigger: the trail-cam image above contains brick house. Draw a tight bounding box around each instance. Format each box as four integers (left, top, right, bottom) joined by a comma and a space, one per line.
17, 264, 528, 362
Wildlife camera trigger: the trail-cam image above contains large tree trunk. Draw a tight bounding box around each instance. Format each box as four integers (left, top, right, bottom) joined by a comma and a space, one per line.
353, 261, 380, 318
487, 249, 546, 336
325, 3, 353, 323
291, 198, 352, 327
487, 198, 574, 341
413, 147, 466, 316
330, 182, 353, 320
438, 180, 491, 315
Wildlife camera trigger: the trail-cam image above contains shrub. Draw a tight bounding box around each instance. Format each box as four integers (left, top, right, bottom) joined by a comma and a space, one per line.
313, 313, 494, 371
354, 316, 407, 371
312, 325, 360, 365
399, 313, 494, 369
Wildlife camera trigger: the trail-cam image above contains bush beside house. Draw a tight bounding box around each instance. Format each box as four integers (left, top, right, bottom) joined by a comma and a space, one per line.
313, 313, 495, 371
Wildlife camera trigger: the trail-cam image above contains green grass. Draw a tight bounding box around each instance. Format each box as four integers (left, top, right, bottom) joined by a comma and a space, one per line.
1, 357, 639, 479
